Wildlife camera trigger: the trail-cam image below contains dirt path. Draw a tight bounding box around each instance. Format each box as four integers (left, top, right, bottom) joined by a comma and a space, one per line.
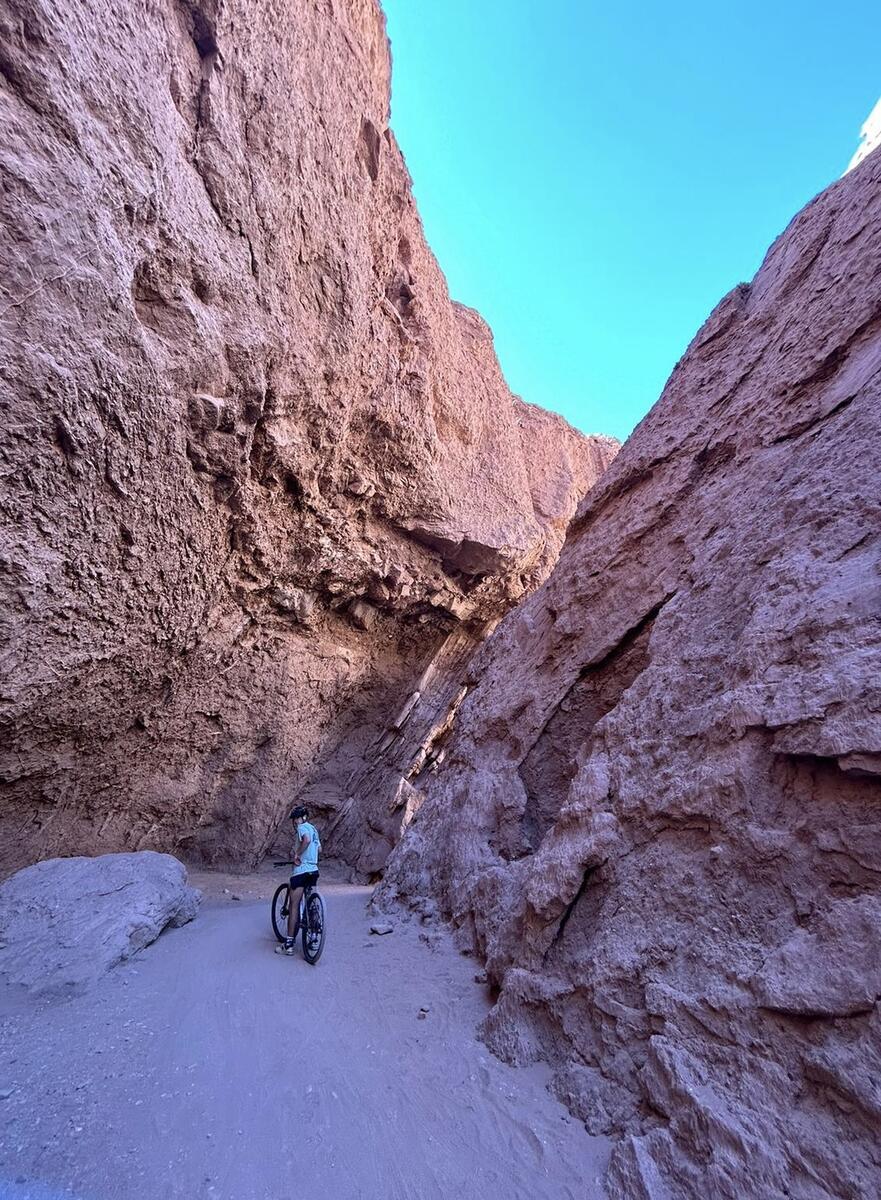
0, 873, 609, 1200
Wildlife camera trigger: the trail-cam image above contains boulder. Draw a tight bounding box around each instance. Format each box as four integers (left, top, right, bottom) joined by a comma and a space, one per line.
0, 852, 200, 1006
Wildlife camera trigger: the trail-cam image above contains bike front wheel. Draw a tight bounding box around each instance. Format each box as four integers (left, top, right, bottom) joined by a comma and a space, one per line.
271, 883, 290, 943
302, 891, 326, 964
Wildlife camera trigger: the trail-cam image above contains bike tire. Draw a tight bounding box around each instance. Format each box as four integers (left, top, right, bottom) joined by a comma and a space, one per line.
302, 892, 326, 964
271, 882, 290, 943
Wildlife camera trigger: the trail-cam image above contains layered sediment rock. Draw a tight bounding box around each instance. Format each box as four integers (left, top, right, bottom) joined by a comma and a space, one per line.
0, 0, 615, 873
381, 149, 881, 1196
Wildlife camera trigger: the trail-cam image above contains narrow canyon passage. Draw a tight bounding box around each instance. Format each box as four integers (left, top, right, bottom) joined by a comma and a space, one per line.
0, 873, 609, 1200
2, 0, 879, 1192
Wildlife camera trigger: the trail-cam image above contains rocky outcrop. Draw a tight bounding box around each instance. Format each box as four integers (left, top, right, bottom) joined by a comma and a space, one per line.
0, 852, 200, 1008
380, 147, 881, 1196
0, 0, 615, 874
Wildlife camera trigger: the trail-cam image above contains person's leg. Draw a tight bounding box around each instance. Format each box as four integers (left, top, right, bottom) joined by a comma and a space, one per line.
288, 882, 304, 940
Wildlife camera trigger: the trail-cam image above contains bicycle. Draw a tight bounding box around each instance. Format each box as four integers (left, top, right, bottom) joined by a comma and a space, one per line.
271, 862, 326, 964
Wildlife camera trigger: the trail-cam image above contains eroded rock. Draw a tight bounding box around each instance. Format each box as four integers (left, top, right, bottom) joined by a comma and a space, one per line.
752, 896, 881, 1017
270, 587, 317, 625
348, 599, 378, 631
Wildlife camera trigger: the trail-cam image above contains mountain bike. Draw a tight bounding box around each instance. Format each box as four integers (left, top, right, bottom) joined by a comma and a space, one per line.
271, 863, 326, 964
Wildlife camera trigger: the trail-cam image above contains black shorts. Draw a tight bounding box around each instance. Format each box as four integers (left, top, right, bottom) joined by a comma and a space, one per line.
290, 871, 319, 890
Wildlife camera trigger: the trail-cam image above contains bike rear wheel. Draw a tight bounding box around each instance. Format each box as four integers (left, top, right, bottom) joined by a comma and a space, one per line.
302, 891, 326, 964
271, 883, 290, 943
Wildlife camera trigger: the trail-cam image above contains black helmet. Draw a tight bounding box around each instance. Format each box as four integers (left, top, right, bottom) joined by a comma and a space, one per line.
290, 805, 308, 821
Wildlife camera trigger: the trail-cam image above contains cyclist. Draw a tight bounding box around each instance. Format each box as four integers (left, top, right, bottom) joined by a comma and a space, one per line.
275, 804, 321, 956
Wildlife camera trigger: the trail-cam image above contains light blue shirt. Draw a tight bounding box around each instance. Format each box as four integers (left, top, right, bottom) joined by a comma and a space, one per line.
292, 821, 320, 877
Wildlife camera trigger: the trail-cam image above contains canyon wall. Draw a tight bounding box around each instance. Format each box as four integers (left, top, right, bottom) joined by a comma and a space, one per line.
0, 0, 616, 875
380, 148, 881, 1198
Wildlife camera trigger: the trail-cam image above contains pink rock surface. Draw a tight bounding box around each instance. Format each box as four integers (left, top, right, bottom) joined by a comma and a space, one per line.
0, 0, 615, 873
381, 148, 881, 1196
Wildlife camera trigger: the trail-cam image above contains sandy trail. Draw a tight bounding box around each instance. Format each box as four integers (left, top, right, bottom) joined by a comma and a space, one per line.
0, 870, 608, 1200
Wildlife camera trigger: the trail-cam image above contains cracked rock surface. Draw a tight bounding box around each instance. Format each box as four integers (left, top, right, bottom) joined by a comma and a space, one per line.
380, 150, 881, 1197
0, 0, 615, 874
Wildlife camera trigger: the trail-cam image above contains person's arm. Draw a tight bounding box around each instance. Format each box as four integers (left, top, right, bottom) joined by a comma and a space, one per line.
293, 831, 310, 867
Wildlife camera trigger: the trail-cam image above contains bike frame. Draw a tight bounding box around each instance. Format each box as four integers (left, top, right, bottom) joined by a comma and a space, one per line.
295, 884, 316, 928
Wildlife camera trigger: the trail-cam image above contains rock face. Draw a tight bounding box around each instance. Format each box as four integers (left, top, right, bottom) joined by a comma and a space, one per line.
380, 148, 881, 1197
0, 852, 200, 1007
0, 0, 616, 874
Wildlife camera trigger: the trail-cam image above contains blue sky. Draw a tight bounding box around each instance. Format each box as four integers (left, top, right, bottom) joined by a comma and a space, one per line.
382, 1, 880, 442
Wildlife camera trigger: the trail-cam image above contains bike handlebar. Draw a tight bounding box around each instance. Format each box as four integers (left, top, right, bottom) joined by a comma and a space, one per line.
273, 860, 296, 867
